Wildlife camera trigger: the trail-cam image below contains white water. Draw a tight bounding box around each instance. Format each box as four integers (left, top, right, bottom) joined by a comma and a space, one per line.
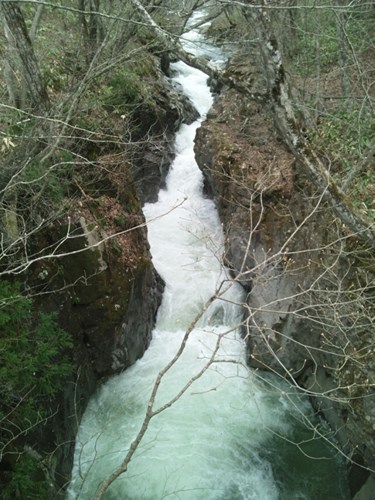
68, 23, 348, 500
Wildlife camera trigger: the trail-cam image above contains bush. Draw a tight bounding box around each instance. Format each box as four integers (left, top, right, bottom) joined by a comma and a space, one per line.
0, 281, 73, 435
1, 454, 50, 500
101, 69, 142, 114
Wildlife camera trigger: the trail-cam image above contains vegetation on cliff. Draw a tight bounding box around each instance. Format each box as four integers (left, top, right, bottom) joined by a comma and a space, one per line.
0, 281, 73, 498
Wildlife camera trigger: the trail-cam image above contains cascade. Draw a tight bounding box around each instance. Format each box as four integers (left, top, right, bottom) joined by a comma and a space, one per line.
68, 17, 349, 500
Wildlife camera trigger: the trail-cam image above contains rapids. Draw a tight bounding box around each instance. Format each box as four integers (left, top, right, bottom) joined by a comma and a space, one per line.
67, 17, 349, 500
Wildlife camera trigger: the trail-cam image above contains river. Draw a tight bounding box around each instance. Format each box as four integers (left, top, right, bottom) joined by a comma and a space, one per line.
67, 17, 349, 500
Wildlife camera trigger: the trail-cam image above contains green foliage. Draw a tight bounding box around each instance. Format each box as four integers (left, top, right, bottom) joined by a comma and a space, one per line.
0, 281, 73, 430
350, 168, 375, 215
2, 114, 37, 138
101, 69, 142, 114
310, 105, 375, 217
2, 454, 50, 500
110, 238, 123, 255
294, 23, 339, 75
290, 7, 374, 77
42, 48, 68, 93
311, 107, 374, 159
98, 54, 158, 117
19, 153, 74, 211
114, 214, 127, 227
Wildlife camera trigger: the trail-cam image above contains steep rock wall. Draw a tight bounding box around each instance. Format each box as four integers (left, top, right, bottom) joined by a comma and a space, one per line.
130, 58, 199, 203
194, 76, 375, 496
21, 155, 163, 494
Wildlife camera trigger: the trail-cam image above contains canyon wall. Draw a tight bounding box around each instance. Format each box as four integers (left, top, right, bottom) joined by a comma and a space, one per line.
194, 66, 375, 497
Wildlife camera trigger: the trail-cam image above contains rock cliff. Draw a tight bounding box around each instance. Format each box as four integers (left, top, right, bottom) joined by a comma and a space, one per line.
19, 154, 163, 494
130, 58, 199, 203
194, 61, 375, 497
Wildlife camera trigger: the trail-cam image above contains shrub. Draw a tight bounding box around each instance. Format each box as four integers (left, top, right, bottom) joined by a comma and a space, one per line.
1, 454, 50, 500
0, 281, 73, 436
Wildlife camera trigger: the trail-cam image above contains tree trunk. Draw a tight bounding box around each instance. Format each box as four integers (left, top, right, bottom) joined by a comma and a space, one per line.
2, 24, 20, 108
246, 3, 374, 245
0, 2, 49, 112
29, 3, 44, 43
335, 11, 351, 99
79, 0, 105, 65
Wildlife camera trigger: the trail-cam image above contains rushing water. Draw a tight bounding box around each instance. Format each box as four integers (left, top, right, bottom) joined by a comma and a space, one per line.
68, 20, 349, 500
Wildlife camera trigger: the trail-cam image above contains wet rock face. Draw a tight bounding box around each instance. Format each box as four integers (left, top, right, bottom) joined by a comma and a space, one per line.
131, 64, 199, 204
194, 72, 375, 492
26, 157, 164, 492
30, 159, 163, 378
53, 223, 163, 378
194, 86, 308, 375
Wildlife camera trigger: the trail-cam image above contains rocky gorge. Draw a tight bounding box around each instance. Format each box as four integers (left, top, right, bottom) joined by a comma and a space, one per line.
194, 57, 375, 498
65, 45, 374, 498
1, 34, 373, 500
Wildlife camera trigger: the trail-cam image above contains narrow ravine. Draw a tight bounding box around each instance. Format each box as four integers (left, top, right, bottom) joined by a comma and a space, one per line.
67, 19, 349, 500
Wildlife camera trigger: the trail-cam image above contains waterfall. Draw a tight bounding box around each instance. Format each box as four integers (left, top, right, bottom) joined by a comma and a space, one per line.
67, 19, 348, 500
